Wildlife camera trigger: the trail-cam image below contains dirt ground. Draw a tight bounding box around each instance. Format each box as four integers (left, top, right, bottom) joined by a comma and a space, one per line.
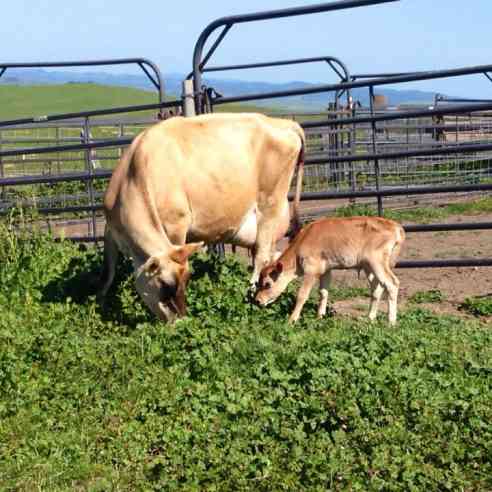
327, 212, 492, 321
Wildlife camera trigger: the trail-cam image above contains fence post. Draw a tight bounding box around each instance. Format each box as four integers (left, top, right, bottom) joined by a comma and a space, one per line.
82, 118, 98, 243
182, 79, 196, 117
349, 98, 357, 202
119, 123, 124, 158
0, 129, 4, 200
369, 86, 383, 216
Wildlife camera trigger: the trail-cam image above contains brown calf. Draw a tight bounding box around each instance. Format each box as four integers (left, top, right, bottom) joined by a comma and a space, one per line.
255, 216, 405, 325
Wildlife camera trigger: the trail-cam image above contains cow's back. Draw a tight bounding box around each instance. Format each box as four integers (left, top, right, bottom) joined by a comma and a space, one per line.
122, 113, 303, 242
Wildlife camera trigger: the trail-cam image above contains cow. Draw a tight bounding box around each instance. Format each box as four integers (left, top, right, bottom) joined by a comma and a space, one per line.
98, 112, 305, 322
255, 216, 405, 325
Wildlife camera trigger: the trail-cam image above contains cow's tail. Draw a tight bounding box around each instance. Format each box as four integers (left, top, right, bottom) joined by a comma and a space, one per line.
289, 124, 305, 240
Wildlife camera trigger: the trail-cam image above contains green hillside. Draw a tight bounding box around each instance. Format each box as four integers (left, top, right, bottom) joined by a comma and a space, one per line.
0, 83, 278, 121
0, 83, 168, 121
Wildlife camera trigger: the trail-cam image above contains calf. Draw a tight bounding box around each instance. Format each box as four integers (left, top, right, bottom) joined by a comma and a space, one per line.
255, 216, 405, 325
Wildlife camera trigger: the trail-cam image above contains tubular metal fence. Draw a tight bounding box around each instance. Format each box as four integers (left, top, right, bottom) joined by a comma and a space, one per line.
0, 0, 491, 270
0, 58, 182, 241
2, 96, 492, 268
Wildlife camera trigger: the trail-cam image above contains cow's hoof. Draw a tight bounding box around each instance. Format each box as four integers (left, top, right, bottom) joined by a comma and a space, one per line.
95, 289, 108, 304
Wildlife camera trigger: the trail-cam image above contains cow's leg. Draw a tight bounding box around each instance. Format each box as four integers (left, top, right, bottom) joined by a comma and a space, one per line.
317, 270, 332, 318
98, 226, 119, 298
165, 218, 191, 246
289, 274, 317, 323
163, 217, 194, 318
251, 211, 281, 285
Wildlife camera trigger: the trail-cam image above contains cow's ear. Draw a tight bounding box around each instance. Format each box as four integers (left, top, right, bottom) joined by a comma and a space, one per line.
170, 242, 204, 265
143, 255, 161, 277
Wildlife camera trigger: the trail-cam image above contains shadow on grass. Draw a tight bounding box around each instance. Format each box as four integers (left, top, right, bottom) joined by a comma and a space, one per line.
40, 247, 149, 326
41, 247, 103, 303
40, 249, 238, 326
40, 248, 304, 327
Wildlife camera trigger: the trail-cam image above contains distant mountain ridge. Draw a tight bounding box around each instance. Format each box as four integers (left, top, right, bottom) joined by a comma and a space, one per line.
0, 68, 441, 108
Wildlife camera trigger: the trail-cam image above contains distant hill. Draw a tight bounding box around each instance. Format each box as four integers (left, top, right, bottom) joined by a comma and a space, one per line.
0, 83, 160, 121
0, 68, 442, 109
0, 83, 278, 121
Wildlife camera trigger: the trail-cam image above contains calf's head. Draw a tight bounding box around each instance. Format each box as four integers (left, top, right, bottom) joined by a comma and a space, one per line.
255, 261, 292, 307
135, 242, 203, 322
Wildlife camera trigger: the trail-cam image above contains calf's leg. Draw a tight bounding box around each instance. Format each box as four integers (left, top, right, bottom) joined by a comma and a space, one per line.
367, 271, 384, 321
383, 263, 400, 325
289, 274, 317, 323
318, 270, 332, 318
367, 260, 399, 325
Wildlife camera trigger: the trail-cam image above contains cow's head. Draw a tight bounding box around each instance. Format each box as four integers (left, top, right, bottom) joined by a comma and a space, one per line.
135, 242, 203, 322
255, 260, 293, 307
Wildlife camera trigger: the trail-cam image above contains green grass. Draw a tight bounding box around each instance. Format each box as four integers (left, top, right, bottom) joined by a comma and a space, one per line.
460, 295, 492, 317
334, 196, 492, 223
0, 218, 491, 490
409, 289, 446, 304
0, 83, 165, 120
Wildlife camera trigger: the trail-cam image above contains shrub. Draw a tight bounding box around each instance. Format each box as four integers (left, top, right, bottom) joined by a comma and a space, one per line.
409, 289, 445, 304
460, 295, 492, 316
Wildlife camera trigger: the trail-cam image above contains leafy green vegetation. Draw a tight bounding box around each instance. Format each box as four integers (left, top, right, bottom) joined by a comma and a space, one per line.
334, 196, 492, 223
409, 289, 446, 304
0, 220, 491, 490
460, 295, 492, 317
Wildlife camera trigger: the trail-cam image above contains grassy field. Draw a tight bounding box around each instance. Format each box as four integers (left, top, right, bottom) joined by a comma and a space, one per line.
0, 83, 277, 121
333, 196, 492, 223
0, 217, 491, 491
0, 84, 164, 120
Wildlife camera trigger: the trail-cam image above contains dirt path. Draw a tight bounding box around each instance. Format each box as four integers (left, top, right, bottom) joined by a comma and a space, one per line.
330, 213, 492, 320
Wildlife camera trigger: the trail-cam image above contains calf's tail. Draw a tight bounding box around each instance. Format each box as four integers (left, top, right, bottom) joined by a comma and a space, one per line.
390, 225, 406, 267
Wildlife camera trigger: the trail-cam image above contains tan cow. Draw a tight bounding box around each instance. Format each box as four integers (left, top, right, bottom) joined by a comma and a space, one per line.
255, 216, 405, 325
99, 113, 305, 322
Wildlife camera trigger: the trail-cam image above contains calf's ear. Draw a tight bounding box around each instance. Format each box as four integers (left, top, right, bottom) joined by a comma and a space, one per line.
170, 242, 204, 265
270, 261, 283, 281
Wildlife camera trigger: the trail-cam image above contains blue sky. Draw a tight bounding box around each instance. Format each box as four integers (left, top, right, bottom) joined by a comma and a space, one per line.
2, 0, 492, 97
